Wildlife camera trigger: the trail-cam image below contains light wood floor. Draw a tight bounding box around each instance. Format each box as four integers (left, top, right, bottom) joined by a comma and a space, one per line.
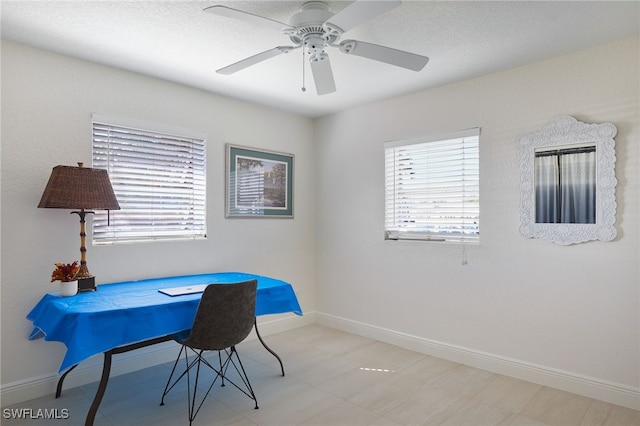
3, 324, 639, 425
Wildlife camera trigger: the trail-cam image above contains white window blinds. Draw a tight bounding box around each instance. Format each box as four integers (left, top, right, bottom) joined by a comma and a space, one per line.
385, 128, 480, 243
92, 115, 206, 244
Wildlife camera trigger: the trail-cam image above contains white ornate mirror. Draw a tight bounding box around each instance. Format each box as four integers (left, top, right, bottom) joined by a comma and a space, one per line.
518, 116, 617, 245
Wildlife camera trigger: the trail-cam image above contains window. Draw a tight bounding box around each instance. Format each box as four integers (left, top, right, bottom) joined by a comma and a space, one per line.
384, 128, 480, 243
92, 114, 206, 244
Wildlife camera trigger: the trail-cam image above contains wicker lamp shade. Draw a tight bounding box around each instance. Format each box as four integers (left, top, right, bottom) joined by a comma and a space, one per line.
38, 164, 120, 210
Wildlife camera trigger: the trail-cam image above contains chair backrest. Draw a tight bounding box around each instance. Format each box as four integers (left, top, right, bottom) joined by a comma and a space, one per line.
183, 280, 257, 351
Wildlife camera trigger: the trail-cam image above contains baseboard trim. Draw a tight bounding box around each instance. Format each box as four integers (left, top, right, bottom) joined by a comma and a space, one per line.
315, 312, 640, 410
1, 313, 312, 407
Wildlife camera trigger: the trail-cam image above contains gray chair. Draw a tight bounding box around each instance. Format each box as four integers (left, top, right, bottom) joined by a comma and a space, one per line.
160, 280, 259, 425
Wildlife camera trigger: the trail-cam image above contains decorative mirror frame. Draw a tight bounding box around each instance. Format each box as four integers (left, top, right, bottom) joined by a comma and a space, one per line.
518, 115, 617, 245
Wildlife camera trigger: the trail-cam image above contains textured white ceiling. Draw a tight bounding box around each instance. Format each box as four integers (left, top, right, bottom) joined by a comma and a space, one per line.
2, 1, 639, 117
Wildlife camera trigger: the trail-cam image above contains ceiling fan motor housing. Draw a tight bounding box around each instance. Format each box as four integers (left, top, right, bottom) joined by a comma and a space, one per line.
286, 1, 343, 60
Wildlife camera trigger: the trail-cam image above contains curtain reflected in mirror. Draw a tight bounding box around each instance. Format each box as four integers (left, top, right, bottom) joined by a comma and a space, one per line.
535, 145, 596, 224
519, 116, 616, 244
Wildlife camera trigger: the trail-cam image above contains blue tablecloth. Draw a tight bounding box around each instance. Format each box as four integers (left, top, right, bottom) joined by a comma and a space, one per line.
27, 272, 303, 373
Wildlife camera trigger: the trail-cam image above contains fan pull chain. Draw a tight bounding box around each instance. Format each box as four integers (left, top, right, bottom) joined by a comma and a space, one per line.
301, 48, 306, 92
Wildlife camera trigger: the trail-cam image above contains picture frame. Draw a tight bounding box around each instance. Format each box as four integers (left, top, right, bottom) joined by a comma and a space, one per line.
225, 144, 294, 218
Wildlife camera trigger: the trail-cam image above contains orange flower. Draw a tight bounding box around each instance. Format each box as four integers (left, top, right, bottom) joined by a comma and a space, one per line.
51, 262, 79, 282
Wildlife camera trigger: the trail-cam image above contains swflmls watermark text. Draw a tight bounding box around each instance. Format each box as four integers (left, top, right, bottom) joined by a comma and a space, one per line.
3, 408, 70, 420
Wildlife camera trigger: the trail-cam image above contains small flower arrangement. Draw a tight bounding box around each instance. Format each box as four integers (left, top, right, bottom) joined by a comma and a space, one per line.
51, 262, 79, 283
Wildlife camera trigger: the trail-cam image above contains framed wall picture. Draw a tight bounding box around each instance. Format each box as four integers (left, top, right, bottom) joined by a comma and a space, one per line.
226, 144, 294, 218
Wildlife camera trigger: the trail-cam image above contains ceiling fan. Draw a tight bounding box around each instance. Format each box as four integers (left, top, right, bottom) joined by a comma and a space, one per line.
204, 0, 429, 95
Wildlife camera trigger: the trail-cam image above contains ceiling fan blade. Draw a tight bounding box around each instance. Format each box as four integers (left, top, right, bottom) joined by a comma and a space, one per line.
310, 56, 336, 95
217, 46, 297, 75
325, 0, 401, 32
339, 40, 429, 71
203, 5, 293, 32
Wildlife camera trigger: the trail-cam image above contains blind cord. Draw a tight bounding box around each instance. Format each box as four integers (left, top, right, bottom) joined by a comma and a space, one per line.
461, 244, 468, 265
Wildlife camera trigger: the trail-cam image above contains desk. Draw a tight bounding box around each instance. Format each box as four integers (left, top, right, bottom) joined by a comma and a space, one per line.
27, 272, 302, 426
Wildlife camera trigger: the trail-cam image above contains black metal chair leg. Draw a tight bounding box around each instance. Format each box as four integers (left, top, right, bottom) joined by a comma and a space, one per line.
160, 345, 187, 405
218, 350, 226, 387
188, 351, 204, 426
230, 347, 258, 409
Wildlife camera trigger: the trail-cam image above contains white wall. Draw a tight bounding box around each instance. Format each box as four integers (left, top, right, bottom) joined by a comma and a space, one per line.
1, 41, 315, 394
314, 37, 639, 407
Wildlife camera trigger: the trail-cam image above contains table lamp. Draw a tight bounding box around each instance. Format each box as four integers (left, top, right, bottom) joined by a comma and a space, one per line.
38, 162, 120, 291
